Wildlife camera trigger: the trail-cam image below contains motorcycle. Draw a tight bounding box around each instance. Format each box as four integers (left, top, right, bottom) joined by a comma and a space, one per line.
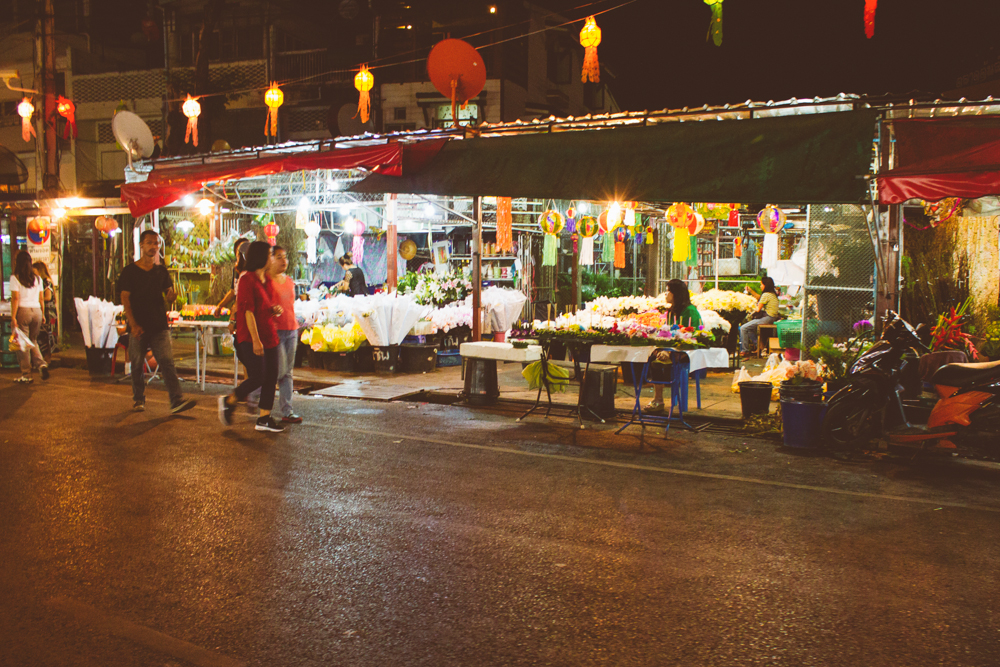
822, 311, 1000, 455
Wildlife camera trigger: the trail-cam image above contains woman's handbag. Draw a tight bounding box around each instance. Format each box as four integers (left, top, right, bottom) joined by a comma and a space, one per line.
749, 310, 767, 320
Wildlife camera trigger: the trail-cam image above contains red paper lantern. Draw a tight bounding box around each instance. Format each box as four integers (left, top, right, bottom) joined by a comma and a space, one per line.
28, 217, 50, 244
264, 222, 280, 246
94, 216, 119, 236
57, 96, 77, 139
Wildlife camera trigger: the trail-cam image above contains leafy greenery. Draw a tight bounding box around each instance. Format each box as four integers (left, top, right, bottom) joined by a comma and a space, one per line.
808, 334, 872, 380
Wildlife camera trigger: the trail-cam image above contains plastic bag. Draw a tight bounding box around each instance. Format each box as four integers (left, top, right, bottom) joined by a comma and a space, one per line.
10, 326, 37, 352
522, 360, 570, 392
763, 352, 781, 373
731, 366, 752, 393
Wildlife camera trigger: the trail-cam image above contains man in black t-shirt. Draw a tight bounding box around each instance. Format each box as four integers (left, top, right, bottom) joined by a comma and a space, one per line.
119, 230, 196, 414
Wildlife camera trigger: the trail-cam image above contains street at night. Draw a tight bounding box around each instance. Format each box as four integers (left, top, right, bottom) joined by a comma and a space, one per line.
3, 370, 1000, 666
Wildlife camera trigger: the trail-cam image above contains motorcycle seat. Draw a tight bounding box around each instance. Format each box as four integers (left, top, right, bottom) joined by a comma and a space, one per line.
931, 359, 1000, 388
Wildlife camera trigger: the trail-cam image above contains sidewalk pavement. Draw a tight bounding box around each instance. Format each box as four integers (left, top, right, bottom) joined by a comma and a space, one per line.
52, 331, 765, 425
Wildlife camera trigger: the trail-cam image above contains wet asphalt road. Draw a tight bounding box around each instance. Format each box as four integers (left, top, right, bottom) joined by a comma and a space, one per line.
2, 370, 1000, 667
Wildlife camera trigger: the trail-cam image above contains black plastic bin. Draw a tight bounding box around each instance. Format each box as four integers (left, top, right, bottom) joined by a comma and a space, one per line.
401, 344, 437, 373
739, 381, 773, 418
85, 347, 115, 377
323, 351, 356, 372
371, 345, 400, 373
779, 380, 824, 403
354, 346, 375, 372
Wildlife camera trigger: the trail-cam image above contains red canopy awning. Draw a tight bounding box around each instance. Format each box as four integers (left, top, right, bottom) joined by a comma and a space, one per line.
120, 139, 447, 217
878, 118, 1000, 204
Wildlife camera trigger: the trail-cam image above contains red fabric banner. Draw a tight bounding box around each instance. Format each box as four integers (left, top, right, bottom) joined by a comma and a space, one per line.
120, 140, 447, 217
878, 118, 1000, 204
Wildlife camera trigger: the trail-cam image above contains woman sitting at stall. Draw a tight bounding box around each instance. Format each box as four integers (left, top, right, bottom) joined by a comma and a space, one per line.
336, 252, 368, 296
645, 279, 702, 413
740, 276, 780, 357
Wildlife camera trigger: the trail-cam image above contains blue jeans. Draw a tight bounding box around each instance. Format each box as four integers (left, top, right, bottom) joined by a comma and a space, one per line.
740, 316, 775, 353
129, 328, 184, 405
276, 329, 298, 417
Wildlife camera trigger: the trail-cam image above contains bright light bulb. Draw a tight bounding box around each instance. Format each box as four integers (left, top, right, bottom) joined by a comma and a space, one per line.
182, 195, 194, 206
176, 220, 195, 234
196, 198, 214, 216
52, 208, 66, 219
339, 204, 352, 214
423, 204, 435, 216
489, 5, 497, 13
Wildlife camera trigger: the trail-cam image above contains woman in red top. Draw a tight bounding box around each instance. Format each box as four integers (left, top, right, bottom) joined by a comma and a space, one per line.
218, 241, 285, 433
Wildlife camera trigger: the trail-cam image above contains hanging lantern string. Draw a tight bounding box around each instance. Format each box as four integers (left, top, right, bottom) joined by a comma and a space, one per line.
163, 0, 641, 105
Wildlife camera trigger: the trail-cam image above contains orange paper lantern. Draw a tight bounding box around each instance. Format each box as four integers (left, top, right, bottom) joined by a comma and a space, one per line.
579, 16, 601, 83
354, 65, 374, 124
864, 0, 877, 38
264, 84, 283, 138
264, 222, 280, 246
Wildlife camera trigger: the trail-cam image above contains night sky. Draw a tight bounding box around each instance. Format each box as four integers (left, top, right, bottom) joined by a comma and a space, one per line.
567, 0, 1000, 111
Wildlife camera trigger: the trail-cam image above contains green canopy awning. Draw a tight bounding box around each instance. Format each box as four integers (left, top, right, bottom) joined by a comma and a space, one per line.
352, 110, 878, 204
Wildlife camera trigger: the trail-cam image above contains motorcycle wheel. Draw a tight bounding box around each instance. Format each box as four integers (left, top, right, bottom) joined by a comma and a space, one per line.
822, 378, 881, 451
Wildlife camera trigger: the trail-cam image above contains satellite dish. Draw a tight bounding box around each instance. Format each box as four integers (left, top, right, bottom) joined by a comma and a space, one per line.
112, 111, 154, 168
0, 146, 29, 186
334, 103, 368, 137
427, 39, 486, 128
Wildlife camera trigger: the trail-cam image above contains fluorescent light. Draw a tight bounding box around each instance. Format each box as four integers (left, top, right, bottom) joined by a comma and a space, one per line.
182, 195, 194, 206
196, 198, 214, 216
175, 220, 195, 234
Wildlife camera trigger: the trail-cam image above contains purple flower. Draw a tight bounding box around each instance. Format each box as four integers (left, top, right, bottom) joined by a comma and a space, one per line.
853, 319, 873, 332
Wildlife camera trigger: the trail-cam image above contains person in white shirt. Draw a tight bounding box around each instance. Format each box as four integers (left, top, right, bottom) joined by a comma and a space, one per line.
9, 250, 49, 383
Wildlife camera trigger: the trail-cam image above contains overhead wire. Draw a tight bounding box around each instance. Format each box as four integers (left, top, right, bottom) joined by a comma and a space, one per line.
164, 0, 642, 104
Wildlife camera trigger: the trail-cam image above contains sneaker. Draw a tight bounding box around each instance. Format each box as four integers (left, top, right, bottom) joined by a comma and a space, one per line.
40, 365, 50, 380
133, 400, 145, 412
281, 414, 303, 424
15, 376, 33, 384
170, 398, 197, 415
218, 395, 236, 426
254, 415, 285, 433
642, 401, 665, 414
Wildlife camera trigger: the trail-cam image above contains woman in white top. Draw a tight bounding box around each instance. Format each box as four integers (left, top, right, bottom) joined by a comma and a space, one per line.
9, 250, 50, 383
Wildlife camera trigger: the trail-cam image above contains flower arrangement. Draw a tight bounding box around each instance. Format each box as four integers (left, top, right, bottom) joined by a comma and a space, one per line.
179, 304, 229, 321
782, 359, 822, 385
690, 288, 758, 313
399, 270, 473, 307
429, 303, 473, 332
809, 335, 872, 381
587, 294, 671, 318
301, 321, 367, 352
930, 298, 980, 359
531, 317, 715, 349
698, 309, 731, 334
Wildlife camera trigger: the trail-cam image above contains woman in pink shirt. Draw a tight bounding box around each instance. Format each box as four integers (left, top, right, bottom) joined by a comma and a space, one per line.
270, 245, 301, 423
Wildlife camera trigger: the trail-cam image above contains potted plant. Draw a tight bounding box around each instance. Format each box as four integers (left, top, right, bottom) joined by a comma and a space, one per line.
808, 326, 873, 395
779, 360, 825, 402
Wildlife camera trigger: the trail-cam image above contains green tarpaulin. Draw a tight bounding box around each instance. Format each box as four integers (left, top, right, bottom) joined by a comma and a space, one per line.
351, 110, 878, 204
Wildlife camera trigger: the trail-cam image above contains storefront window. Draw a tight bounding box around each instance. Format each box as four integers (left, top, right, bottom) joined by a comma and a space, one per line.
434, 103, 479, 128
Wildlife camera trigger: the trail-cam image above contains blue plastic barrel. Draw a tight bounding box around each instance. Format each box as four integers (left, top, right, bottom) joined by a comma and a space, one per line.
781, 400, 828, 449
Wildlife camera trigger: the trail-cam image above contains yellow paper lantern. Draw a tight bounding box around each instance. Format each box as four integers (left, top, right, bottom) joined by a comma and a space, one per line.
579, 16, 601, 83
182, 95, 201, 147
264, 83, 283, 138
667, 203, 696, 262
17, 97, 35, 142
354, 65, 374, 124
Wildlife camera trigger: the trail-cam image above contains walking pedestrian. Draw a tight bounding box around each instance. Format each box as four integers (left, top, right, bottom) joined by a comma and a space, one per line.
9, 250, 49, 383
270, 245, 302, 424
118, 230, 197, 414
218, 241, 285, 433
32, 261, 58, 359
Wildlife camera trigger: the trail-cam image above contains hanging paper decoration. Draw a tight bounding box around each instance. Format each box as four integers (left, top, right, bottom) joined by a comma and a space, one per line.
756, 205, 785, 271
264, 222, 280, 246
667, 203, 696, 263
94, 216, 119, 238
351, 218, 366, 263
689, 212, 706, 236
922, 198, 964, 227
182, 95, 201, 147
264, 83, 283, 138
728, 208, 740, 227
578, 216, 597, 266
496, 196, 513, 253
613, 227, 627, 269
645, 225, 655, 245
704, 0, 724, 46
733, 236, 743, 258
296, 197, 311, 230
539, 209, 564, 267
354, 65, 374, 124
623, 205, 636, 230
304, 219, 321, 264
864, 0, 877, 39
56, 96, 77, 139
579, 16, 601, 83
601, 232, 615, 263
565, 204, 577, 234
17, 98, 35, 142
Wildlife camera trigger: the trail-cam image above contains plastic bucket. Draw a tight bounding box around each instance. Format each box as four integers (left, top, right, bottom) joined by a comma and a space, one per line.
781, 400, 828, 449
85, 347, 115, 377
493, 331, 506, 342
779, 380, 824, 403
401, 344, 437, 373
323, 351, 355, 372
371, 345, 400, 373
354, 346, 375, 373
739, 381, 773, 418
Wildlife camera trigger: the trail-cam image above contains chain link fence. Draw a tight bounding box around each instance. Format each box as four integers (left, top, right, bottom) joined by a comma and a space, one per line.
799, 204, 876, 354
